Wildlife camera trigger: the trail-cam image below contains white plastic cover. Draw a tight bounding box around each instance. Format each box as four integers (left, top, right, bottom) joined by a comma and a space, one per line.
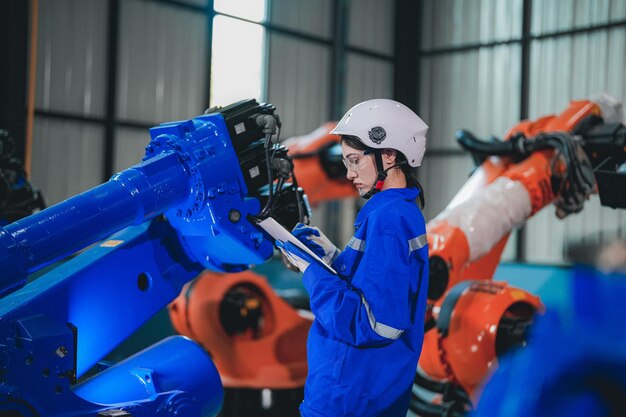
434, 177, 532, 261
592, 92, 624, 124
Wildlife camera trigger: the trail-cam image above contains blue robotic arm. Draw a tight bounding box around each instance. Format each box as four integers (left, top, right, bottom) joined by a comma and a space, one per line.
0, 99, 308, 416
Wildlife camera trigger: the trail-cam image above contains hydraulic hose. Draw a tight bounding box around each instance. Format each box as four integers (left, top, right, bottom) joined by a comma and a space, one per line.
455, 130, 530, 157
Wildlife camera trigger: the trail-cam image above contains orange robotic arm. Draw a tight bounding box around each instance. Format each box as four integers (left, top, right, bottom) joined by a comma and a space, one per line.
426, 99, 602, 303
169, 270, 311, 389
285, 122, 357, 206
415, 97, 625, 414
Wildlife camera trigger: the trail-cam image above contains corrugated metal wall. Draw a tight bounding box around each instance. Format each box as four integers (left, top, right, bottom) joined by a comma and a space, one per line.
420, 0, 523, 261
344, 0, 395, 109
36, 0, 108, 116
337, 0, 396, 245
31, 118, 104, 203
32, 0, 108, 204
266, 34, 331, 139
422, 0, 522, 49
525, 2, 626, 263
266, 0, 396, 247
344, 54, 394, 110
116, 0, 207, 123
32, 0, 208, 205
30, 0, 395, 247
270, 0, 332, 37
420, 0, 626, 264
347, 0, 395, 55
266, 0, 336, 239
31, 0, 623, 264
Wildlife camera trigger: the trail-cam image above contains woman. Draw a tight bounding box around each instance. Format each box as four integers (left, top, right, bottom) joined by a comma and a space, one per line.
279, 98, 429, 417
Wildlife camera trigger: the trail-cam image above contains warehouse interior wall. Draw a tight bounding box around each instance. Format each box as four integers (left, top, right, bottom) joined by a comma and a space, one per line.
1, 0, 625, 415
5, 0, 626, 267
419, 0, 626, 264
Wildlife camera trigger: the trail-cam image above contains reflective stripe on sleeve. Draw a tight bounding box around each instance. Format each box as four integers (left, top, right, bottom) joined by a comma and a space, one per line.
348, 236, 366, 252
408, 233, 427, 254
360, 294, 404, 340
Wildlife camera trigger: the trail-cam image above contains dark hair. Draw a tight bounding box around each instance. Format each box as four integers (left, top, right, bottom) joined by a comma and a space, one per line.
341, 135, 370, 151
340, 135, 425, 208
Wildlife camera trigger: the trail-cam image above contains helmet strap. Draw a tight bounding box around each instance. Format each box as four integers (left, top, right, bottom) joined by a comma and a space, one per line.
362, 152, 421, 202
361, 150, 390, 199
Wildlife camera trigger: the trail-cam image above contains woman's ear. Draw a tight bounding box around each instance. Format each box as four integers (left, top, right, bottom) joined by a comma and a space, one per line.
382, 149, 397, 166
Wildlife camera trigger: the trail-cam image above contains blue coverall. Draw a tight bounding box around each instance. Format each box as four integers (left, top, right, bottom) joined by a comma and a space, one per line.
300, 187, 429, 417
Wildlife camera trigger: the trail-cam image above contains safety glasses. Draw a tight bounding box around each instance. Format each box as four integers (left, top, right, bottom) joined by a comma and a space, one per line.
341, 150, 373, 171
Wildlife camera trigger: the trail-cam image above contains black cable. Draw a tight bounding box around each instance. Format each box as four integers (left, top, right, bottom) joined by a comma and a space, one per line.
270, 124, 282, 161
540, 131, 594, 215
291, 171, 304, 223
260, 132, 276, 218
459, 129, 595, 217
412, 369, 474, 416
423, 316, 436, 333
414, 370, 448, 394
409, 396, 446, 417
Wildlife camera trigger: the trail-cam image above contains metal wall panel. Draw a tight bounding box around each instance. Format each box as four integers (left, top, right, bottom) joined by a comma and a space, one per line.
421, 0, 523, 50
113, 127, 153, 174
419, 45, 522, 151
501, 230, 519, 262
525, 197, 625, 264
266, 33, 331, 138
525, 28, 626, 263
270, 0, 332, 38
344, 53, 393, 114
347, 0, 394, 54
418, 42, 522, 260
528, 29, 626, 119
30, 118, 104, 206
531, 0, 626, 35
179, 0, 208, 6
117, 0, 208, 124
418, 154, 475, 222
36, 0, 107, 116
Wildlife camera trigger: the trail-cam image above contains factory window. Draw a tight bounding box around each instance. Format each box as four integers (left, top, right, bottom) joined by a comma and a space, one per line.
214, 0, 267, 22
210, 1, 267, 107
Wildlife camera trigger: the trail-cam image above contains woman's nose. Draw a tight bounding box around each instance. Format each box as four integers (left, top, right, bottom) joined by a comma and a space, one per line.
346, 167, 356, 180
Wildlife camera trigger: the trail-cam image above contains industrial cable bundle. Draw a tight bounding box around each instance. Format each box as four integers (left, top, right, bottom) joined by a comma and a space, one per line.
528, 131, 596, 218
257, 113, 308, 224
455, 129, 596, 218
409, 370, 473, 417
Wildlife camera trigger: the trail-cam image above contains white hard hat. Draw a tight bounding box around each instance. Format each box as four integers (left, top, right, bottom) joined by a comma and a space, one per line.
330, 98, 428, 167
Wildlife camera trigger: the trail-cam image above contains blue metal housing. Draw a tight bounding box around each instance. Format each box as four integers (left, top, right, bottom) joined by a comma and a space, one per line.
0, 104, 281, 416
0, 112, 272, 297
147, 114, 272, 272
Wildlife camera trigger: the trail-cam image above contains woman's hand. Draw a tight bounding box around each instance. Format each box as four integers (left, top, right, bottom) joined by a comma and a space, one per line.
292, 223, 340, 263
277, 240, 312, 273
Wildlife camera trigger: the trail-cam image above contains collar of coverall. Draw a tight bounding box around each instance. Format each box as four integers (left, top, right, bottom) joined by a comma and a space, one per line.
354, 187, 420, 228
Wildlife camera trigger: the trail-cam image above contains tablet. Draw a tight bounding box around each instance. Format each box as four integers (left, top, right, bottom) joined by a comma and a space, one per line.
255, 217, 338, 274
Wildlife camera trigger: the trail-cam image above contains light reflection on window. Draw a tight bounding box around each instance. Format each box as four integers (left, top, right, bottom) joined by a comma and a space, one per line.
214, 0, 266, 23
210, 15, 265, 107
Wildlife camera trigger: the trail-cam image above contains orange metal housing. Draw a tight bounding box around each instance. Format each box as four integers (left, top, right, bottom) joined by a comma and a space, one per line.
169, 270, 311, 389
288, 122, 357, 206
418, 281, 544, 397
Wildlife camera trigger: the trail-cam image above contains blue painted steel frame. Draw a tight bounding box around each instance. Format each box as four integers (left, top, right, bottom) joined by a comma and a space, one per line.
0, 111, 276, 416
0, 112, 273, 297
0, 220, 222, 416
